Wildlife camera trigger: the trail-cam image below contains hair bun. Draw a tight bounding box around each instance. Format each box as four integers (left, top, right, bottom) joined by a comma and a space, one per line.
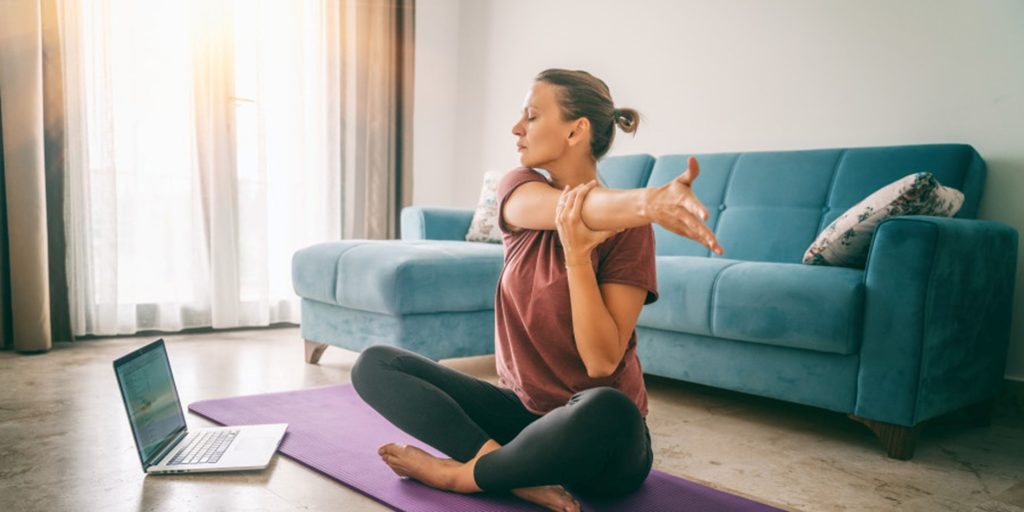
613, 107, 639, 134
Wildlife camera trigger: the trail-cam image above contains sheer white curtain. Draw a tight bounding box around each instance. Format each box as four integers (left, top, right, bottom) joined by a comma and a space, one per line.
61, 0, 342, 335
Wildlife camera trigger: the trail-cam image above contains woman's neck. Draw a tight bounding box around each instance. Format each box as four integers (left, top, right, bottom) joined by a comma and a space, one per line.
544, 158, 598, 189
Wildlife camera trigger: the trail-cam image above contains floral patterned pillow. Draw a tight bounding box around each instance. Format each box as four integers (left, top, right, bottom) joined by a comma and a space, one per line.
803, 172, 964, 268
465, 170, 506, 243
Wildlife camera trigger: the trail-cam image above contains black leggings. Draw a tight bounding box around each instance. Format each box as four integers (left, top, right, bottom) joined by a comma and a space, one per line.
350, 345, 653, 498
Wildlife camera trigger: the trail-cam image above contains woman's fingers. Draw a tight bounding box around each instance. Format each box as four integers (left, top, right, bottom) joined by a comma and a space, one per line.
555, 185, 569, 224
689, 220, 719, 253
698, 202, 711, 223
559, 185, 580, 230
667, 208, 722, 254
675, 156, 702, 185
684, 195, 709, 222
562, 182, 595, 223
649, 162, 724, 254
564, 185, 579, 219
701, 226, 723, 254
668, 161, 708, 220
557, 181, 603, 232
571, 181, 596, 217
677, 195, 718, 251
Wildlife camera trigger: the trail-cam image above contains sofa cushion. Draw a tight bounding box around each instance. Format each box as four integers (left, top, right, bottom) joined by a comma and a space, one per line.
803, 172, 964, 268
638, 257, 864, 355
465, 170, 505, 243
638, 256, 739, 337
597, 154, 655, 190
712, 262, 865, 354
292, 240, 503, 315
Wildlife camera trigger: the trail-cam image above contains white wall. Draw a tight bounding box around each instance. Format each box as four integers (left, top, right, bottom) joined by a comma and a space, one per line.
413, 0, 1024, 379
411, 0, 460, 206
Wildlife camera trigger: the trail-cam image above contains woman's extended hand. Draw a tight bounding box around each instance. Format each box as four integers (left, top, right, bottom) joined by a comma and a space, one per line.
645, 156, 724, 255
555, 181, 619, 267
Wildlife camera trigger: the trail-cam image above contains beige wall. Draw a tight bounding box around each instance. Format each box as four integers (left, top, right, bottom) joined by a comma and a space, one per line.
413, 0, 1024, 379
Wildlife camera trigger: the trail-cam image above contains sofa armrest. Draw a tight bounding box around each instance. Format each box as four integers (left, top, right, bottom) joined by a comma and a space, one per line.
856, 215, 1018, 426
400, 207, 474, 241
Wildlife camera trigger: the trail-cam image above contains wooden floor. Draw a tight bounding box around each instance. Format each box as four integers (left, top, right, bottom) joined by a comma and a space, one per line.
1, 327, 1022, 511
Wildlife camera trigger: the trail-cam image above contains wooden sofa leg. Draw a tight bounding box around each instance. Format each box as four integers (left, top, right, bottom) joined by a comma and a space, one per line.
304, 340, 329, 364
848, 414, 925, 460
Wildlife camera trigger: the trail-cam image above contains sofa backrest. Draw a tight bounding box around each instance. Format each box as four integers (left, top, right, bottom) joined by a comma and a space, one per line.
597, 144, 986, 263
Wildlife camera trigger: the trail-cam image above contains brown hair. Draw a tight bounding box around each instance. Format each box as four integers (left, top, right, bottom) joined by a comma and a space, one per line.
535, 68, 640, 160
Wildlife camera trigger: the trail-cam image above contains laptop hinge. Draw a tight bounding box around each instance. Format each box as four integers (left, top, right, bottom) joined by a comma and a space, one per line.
145, 428, 188, 470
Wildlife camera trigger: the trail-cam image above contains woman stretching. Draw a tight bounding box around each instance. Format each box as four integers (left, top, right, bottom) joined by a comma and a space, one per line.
351, 68, 723, 512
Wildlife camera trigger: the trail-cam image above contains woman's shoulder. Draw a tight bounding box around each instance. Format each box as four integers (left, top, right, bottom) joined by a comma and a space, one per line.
498, 166, 551, 196
503, 166, 547, 182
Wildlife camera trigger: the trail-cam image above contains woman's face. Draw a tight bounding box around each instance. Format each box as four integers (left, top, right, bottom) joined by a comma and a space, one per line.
511, 81, 578, 168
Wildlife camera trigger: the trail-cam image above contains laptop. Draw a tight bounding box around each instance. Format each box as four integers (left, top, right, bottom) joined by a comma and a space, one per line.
114, 338, 287, 474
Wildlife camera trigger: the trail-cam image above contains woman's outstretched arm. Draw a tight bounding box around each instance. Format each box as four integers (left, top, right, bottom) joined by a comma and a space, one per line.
503, 181, 649, 232
503, 156, 723, 255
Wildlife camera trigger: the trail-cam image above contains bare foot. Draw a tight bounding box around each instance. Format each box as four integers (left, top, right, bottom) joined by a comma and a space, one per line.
378, 442, 580, 511
378, 443, 462, 491
511, 485, 580, 512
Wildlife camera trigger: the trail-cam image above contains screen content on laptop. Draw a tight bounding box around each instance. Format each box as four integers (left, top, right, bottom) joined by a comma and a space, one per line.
115, 342, 186, 464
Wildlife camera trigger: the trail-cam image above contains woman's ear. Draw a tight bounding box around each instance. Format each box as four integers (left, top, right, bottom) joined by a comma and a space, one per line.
568, 118, 589, 146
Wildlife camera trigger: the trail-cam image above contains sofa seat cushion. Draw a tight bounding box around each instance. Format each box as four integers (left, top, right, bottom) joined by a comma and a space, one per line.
638, 257, 864, 355
292, 240, 504, 315
638, 257, 738, 337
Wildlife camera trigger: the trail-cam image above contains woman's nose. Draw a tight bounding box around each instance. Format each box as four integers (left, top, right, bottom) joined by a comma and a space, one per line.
511, 121, 523, 135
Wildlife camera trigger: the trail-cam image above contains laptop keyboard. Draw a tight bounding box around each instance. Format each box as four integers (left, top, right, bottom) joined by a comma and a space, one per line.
168, 429, 239, 466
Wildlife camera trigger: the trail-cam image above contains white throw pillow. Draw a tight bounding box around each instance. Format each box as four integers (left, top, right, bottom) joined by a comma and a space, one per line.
803, 172, 964, 268
465, 170, 506, 243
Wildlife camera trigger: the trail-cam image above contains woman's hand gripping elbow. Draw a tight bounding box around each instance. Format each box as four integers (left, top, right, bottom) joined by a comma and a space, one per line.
556, 182, 625, 378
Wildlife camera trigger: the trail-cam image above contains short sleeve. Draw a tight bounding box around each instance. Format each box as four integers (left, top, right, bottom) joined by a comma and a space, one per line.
496, 167, 550, 234
597, 225, 659, 305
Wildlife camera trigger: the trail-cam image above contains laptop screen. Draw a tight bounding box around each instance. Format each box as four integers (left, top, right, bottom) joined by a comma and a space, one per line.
114, 339, 186, 467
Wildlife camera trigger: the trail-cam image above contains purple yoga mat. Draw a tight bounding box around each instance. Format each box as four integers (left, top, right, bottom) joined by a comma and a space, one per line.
188, 384, 785, 512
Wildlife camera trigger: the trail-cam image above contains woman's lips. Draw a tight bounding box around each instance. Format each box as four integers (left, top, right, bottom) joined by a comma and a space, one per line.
517, 145, 526, 152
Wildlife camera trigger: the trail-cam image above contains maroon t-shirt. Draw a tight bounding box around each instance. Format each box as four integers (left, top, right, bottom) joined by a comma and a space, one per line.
494, 167, 658, 416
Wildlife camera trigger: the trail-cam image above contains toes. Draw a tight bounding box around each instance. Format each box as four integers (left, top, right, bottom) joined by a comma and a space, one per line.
381, 455, 408, 477
379, 442, 405, 456
557, 499, 579, 512
555, 488, 579, 512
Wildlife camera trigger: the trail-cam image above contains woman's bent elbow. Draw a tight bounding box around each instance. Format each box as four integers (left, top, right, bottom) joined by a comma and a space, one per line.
585, 362, 617, 379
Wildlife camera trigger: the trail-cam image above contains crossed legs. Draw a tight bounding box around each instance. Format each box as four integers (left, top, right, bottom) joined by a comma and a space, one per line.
350, 345, 652, 508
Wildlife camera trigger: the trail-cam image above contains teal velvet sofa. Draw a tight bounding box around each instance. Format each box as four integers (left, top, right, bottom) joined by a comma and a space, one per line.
292, 143, 1018, 459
